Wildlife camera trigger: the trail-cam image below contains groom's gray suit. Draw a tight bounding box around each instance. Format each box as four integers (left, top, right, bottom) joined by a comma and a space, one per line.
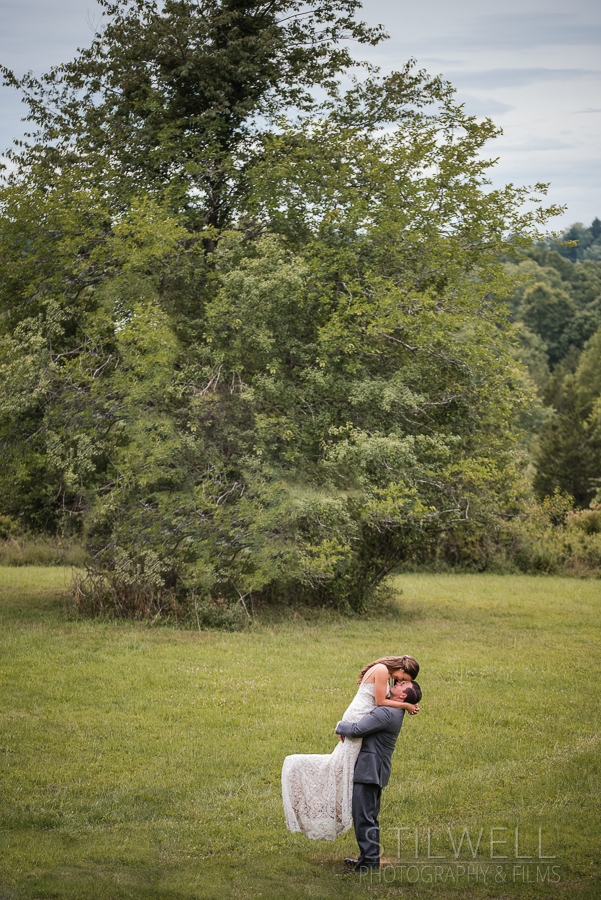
335, 706, 405, 872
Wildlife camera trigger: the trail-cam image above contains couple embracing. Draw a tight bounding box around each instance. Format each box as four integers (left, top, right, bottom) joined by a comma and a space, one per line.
282, 655, 422, 873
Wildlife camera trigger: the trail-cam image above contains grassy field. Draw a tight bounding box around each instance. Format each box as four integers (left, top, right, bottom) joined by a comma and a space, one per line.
0, 567, 599, 900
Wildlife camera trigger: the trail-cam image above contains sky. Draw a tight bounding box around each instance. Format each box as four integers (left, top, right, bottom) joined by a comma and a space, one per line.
0, 0, 599, 232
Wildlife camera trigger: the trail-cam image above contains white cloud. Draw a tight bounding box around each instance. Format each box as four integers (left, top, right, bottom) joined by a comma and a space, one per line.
420, 12, 601, 52
457, 96, 515, 117
495, 138, 575, 153
447, 69, 601, 90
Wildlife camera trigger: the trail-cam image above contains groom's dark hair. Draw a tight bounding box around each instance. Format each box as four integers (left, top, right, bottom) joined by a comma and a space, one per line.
403, 682, 422, 704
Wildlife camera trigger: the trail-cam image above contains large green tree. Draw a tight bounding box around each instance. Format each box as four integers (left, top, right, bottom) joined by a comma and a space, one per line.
533, 373, 600, 507
2, 0, 394, 232
0, 2, 562, 613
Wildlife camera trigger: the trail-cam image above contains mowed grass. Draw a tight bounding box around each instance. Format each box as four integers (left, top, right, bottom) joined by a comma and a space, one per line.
0, 568, 599, 900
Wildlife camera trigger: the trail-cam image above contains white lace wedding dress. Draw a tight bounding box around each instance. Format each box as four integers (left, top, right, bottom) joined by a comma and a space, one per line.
281, 682, 376, 841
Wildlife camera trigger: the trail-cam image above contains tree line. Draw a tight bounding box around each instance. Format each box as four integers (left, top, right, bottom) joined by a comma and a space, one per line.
506, 224, 601, 508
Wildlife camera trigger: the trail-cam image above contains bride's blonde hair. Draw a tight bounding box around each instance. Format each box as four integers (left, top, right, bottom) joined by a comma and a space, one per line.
358, 655, 419, 684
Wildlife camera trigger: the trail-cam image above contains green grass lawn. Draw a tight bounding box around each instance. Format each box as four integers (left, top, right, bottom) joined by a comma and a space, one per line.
0, 567, 599, 899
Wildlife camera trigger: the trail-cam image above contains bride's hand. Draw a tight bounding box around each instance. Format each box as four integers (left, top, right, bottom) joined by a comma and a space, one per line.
390, 699, 419, 714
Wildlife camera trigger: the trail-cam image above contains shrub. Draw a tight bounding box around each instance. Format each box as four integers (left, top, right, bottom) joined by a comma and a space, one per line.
0, 515, 20, 540
568, 504, 601, 535
398, 492, 601, 578
69, 570, 249, 630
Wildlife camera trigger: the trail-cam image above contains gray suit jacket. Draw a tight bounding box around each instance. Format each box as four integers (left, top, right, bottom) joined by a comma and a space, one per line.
335, 706, 405, 788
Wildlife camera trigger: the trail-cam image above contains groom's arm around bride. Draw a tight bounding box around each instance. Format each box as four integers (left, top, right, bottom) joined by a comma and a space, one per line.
335, 681, 422, 874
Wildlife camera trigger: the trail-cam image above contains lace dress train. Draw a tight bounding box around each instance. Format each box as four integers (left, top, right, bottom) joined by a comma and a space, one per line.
281, 682, 376, 841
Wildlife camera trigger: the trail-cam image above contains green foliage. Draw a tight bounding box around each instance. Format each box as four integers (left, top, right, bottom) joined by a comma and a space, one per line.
514, 496, 601, 575
0, 182, 189, 532
520, 283, 576, 366
499, 239, 601, 507
0, 514, 20, 540
523, 327, 601, 509
569, 504, 601, 535
509, 324, 550, 394
0, 1, 567, 612
507, 260, 601, 373
533, 375, 600, 507
0, 515, 88, 566
548, 217, 601, 262
0, 535, 88, 567
575, 326, 601, 415
1, 0, 387, 230
399, 491, 601, 577
504, 247, 601, 323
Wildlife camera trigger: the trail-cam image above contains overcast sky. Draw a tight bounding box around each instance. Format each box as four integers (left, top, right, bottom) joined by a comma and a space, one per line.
1, 0, 599, 232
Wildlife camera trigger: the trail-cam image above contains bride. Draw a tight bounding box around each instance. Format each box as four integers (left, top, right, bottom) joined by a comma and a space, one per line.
281, 655, 420, 841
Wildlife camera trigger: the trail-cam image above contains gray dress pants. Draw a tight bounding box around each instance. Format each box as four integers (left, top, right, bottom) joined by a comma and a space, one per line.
352, 781, 382, 871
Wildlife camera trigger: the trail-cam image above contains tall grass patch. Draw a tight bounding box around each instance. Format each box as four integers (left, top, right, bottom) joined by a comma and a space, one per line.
0, 535, 88, 568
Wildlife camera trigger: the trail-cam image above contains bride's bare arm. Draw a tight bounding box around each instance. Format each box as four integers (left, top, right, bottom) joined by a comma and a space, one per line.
379, 697, 419, 712
387, 699, 419, 714
373, 665, 398, 707
373, 665, 419, 713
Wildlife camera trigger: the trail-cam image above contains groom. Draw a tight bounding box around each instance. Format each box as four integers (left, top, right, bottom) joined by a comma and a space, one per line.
335, 680, 422, 874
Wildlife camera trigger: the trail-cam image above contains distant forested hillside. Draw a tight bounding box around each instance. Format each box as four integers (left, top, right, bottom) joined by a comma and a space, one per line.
548, 217, 601, 262
505, 219, 601, 507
